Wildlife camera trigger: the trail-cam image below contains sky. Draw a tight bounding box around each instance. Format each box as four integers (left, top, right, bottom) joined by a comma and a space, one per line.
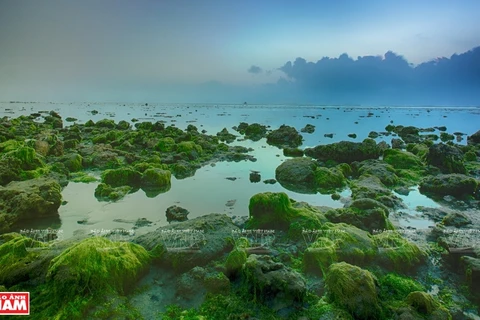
0, 0, 479, 105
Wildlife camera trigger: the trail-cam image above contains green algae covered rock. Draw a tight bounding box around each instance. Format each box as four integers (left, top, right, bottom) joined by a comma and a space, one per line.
303, 223, 377, 275
101, 167, 142, 187
247, 192, 325, 231
95, 119, 116, 128
275, 158, 347, 194
419, 173, 478, 198
325, 198, 392, 233
176, 141, 203, 160
355, 159, 399, 187
94, 183, 132, 201
3, 146, 45, 171
325, 262, 382, 319
372, 231, 425, 271
383, 148, 424, 170
266, 124, 303, 148
156, 137, 176, 152
62, 153, 83, 172
225, 248, 247, 276
427, 143, 466, 174
140, 168, 171, 189
0, 178, 62, 232
47, 237, 150, 296
379, 273, 425, 301
0, 233, 49, 286
305, 139, 381, 163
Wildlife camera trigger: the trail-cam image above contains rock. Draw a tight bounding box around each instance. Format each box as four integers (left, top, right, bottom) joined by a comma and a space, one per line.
0, 178, 62, 232
354, 159, 399, 186
305, 139, 381, 163
324, 133, 334, 138
325, 262, 382, 319
95, 119, 116, 128
283, 147, 304, 157
94, 183, 132, 201
247, 192, 325, 233
372, 231, 425, 271
263, 179, 277, 184
102, 167, 142, 187
140, 168, 171, 190
303, 224, 377, 274
427, 143, 466, 174
461, 256, 480, 293
348, 133, 357, 139
419, 174, 478, 198
442, 212, 472, 227
368, 131, 379, 138
243, 254, 306, 311
134, 218, 153, 228
467, 130, 480, 146
266, 125, 303, 148
216, 128, 236, 143
249, 171, 261, 183
383, 149, 424, 170
300, 124, 315, 134
275, 158, 346, 194
350, 175, 391, 200
165, 205, 189, 222
134, 213, 238, 271
62, 153, 83, 172
177, 266, 230, 298
326, 198, 391, 232
416, 206, 451, 222
391, 138, 405, 149
235, 123, 267, 141
275, 158, 318, 193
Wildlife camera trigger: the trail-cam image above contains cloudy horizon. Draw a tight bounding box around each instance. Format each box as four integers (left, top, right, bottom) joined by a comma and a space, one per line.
1, 0, 479, 105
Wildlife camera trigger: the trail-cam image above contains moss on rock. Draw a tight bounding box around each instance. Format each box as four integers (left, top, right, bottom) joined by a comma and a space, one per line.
419, 173, 478, 198
372, 231, 425, 271
383, 149, 424, 170
225, 248, 247, 276
101, 167, 142, 187
140, 168, 171, 189
325, 262, 382, 319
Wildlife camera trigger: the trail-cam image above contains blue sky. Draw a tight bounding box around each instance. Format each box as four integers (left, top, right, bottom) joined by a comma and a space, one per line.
0, 0, 479, 104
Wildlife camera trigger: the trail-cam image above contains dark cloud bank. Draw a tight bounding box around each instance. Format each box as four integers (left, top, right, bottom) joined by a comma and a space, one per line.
267, 46, 480, 106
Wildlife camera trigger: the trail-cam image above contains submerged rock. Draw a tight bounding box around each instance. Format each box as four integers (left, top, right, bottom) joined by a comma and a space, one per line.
300, 124, 315, 134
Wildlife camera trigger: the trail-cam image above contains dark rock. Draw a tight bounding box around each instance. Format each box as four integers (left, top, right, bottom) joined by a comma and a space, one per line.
249, 172, 261, 183
266, 125, 303, 148
283, 147, 304, 157
166, 205, 190, 222
305, 139, 381, 163
467, 130, 480, 146
348, 133, 357, 139
442, 212, 472, 227
391, 138, 405, 149
419, 174, 478, 198
263, 179, 277, 184
300, 124, 315, 134
0, 178, 62, 232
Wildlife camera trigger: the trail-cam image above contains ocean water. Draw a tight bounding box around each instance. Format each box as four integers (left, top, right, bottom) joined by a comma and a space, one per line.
2, 102, 480, 239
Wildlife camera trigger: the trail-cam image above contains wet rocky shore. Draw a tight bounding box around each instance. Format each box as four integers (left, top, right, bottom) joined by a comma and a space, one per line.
0, 110, 479, 319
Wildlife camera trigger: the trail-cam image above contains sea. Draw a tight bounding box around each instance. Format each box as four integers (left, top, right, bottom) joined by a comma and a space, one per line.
2, 102, 480, 240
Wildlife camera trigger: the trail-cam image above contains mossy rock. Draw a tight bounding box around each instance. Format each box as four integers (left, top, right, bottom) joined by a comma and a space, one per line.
303, 223, 377, 275
244, 123, 267, 141
427, 143, 466, 174
0, 233, 49, 286
355, 160, 399, 186
94, 183, 132, 201
0, 139, 22, 152
70, 172, 98, 183
283, 147, 304, 157
140, 168, 171, 189
176, 141, 203, 159
40, 237, 151, 318
225, 248, 247, 276
305, 139, 381, 163
419, 173, 478, 198
326, 198, 392, 233
372, 231, 425, 271
275, 157, 318, 193
95, 119, 116, 128
325, 262, 382, 319
383, 149, 424, 170
406, 143, 429, 160
101, 167, 142, 187
63, 153, 83, 172
464, 151, 477, 161
3, 146, 45, 171
314, 167, 346, 193
405, 291, 436, 315
266, 124, 303, 148
379, 273, 424, 301
247, 192, 324, 231
156, 137, 176, 152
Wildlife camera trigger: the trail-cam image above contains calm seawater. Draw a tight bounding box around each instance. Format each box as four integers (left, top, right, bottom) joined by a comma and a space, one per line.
2, 102, 480, 238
